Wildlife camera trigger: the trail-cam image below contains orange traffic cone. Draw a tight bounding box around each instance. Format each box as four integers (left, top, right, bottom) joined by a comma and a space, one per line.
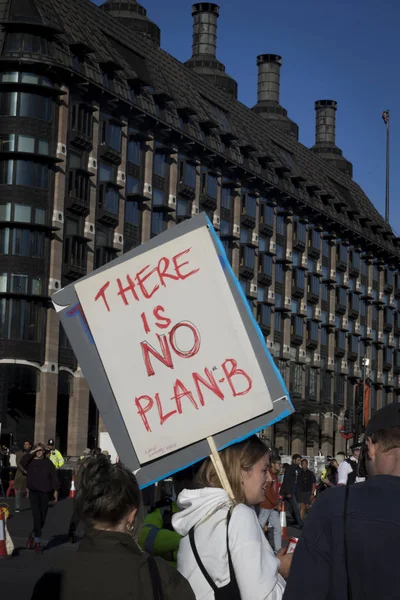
0, 510, 7, 558
69, 476, 76, 499
280, 499, 288, 541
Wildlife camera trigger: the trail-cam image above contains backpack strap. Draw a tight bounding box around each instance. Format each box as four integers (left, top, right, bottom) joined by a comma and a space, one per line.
148, 555, 165, 600
189, 507, 237, 593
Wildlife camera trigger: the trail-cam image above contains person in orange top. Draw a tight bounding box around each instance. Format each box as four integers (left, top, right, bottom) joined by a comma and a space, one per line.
258, 455, 282, 553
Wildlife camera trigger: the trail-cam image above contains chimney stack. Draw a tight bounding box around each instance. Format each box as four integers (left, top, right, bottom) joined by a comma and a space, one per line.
191, 2, 219, 57
257, 54, 281, 104
185, 3, 238, 99
311, 100, 352, 177
252, 54, 298, 139
100, 0, 160, 46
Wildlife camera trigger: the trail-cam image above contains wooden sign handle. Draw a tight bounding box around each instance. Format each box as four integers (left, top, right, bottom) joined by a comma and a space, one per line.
207, 436, 236, 503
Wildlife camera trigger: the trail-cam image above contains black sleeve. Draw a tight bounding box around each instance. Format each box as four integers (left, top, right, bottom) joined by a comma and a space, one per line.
155, 558, 196, 600
280, 466, 292, 495
31, 571, 63, 600
20, 452, 34, 470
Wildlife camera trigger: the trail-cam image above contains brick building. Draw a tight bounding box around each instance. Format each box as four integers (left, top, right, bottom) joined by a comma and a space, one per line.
0, 0, 398, 457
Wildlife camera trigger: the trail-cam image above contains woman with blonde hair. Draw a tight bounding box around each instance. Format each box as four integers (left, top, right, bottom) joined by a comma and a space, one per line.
172, 435, 290, 599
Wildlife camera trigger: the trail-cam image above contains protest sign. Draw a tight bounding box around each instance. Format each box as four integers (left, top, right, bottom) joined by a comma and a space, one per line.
53, 214, 293, 487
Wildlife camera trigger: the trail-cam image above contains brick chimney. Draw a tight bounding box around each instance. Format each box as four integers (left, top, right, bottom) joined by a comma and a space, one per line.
311, 100, 353, 177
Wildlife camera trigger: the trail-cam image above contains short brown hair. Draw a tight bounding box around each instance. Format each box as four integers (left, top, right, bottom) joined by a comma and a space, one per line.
195, 435, 268, 504
371, 426, 400, 452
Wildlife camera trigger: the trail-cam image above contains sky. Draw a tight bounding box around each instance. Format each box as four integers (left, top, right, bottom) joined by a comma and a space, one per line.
94, 0, 400, 233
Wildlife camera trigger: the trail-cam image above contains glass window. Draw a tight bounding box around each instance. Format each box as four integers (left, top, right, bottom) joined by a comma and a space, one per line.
246, 194, 257, 218
0, 92, 17, 116
259, 236, 268, 253
125, 200, 140, 226
127, 140, 141, 165
220, 219, 232, 236
240, 228, 250, 244
38, 139, 49, 155
8, 298, 26, 340
0, 134, 15, 151
207, 173, 218, 199
14, 204, 31, 223
12, 229, 31, 256
153, 152, 166, 178
27, 301, 42, 342
0, 229, 9, 254
21, 72, 38, 84
177, 198, 191, 218
31, 277, 42, 295
152, 188, 165, 207
276, 216, 285, 235
107, 122, 121, 152
1, 72, 19, 82
4, 33, 50, 55
181, 161, 196, 188
17, 135, 35, 153
275, 312, 282, 332
151, 211, 168, 236
36, 163, 49, 189
101, 187, 119, 215
126, 176, 140, 195
11, 274, 28, 293
221, 188, 232, 210
15, 161, 34, 186
35, 208, 46, 225
275, 264, 284, 284
31, 231, 45, 257
69, 151, 82, 169
0, 160, 14, 184
0, 273, 7, 292
98, 162, 113, 182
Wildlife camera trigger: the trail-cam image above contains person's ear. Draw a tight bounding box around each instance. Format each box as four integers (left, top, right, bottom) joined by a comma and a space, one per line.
366, 437, 376, 460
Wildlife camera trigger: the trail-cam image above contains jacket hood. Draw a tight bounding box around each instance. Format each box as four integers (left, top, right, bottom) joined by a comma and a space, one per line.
173, 488, 232, 536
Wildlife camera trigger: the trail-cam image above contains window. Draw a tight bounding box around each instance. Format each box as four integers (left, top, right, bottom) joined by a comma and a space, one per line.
20, 93, 52, 120
179, 157, 196, 189
101, 119, 121, 152
259, 236, 269, 253
11, 274, 28, 294
31, 231, 45, 258
275, 263, 284, 284
259, 254, 273, 277
17, 135, 35, 153
258, 304, 271, 327
99, 186, 119, 215
4, 33, 50, 55
0, 273, 7, 293
257, 286, 266, 303
127, 140, 141, 165
0, 229, 9, 254
31, 277, 42, 295
293, 269, 305, 289
71, 104, 93, 138
38, 139, 49, 155
126, 176, 140, 195
125, 200, 140, 226
0, 161, 14, 184
153, 188, 165, 207
151, 211, 168, 236
321, 327, 328, 346
220, 219, 232, 237
307, 320, 319, 342
154, 152, 166, 178
242, 246, 255, 268
276, 215, 285, 236
12, 229, 30, 256
321, 283, 329, 302
322, 238, 330, 257
293, 220, 306, 244
0, 134, 15, 151
8, 299, 26, 340
15, 161, 48, 188
14, 204, 31, 223
201, 169, 218, 199
274, 311, 282, 332
98, 162, 114, 182
0, 92, 17, 116
242, 192, 257, 218
221, 188, 232, 210
177, 198, 191, 219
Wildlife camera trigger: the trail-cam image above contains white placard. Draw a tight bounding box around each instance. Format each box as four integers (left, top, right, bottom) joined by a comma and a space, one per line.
75, 226, 273, 463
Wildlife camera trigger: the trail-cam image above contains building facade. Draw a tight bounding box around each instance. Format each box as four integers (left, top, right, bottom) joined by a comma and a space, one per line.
0, 0, 399, 457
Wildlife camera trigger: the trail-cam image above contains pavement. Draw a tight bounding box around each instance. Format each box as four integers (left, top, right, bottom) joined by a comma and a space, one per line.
0, 496, 301, 599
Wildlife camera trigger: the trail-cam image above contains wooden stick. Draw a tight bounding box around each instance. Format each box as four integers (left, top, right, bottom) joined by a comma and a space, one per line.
207, 436, 235, 503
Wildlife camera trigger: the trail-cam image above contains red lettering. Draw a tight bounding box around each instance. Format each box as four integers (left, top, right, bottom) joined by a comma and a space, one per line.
136, 265, 159, 299
117, 275, 139, 305
141, 335, 174, 377
172, 248, 200, 280
140, 312, 150, 334
154, 305, 171, 330
135, 395, 154, 432
155, 392, 177, 425
192, 368, 225, 406
221, 359, 252, 397
169, 321, 201, 358
94, 281, 111, 312
157, 256, 179, 288
172, 379, 198, 413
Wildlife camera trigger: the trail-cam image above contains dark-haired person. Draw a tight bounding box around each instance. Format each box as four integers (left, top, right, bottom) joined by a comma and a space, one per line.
280, 454, 303, 528
13, 441, 32, 513
284, 403, 400, 600
20, 443, 59, 553
31, 455, 195, 600
139, 466, 199, 567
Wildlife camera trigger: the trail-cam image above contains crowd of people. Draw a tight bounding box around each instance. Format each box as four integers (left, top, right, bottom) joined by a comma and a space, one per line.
4, 402, 400, 599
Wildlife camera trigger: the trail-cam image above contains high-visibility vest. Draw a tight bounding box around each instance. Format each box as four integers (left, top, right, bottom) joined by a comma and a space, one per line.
49, 449, 64, 469
138, 500, 181, 567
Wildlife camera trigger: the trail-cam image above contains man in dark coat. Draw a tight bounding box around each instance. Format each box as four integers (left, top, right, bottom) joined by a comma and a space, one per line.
280, 453, 303, 528
13, 440, 32, 513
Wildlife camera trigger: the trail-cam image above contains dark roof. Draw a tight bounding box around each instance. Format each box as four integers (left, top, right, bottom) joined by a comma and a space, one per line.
0, 0, 397, 260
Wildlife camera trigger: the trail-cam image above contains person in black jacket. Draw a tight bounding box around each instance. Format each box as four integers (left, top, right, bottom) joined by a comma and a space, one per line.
21, 443, 59, 553
280, 453, 303, 528
31, 455, 195, 600
284, 403, 400, 600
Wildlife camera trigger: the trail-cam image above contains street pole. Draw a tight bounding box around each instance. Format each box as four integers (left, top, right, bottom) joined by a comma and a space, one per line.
382, 110, 390, 224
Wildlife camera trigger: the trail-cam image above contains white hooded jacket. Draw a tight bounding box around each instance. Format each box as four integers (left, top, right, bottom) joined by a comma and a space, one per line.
172, 488, 285, 600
